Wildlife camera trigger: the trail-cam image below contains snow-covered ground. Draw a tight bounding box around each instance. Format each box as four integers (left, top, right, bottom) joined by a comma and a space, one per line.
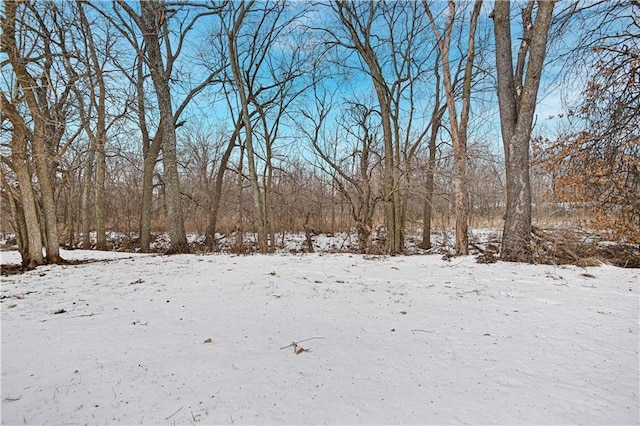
1, 249, 638, 425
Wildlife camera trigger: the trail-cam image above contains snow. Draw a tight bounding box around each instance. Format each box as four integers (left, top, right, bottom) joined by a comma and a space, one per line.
1, 249, 638, 425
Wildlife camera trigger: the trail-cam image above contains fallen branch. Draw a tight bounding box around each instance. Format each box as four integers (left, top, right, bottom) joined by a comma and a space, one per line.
166, 406, 183, 420
279, 336, 324, 349
73, 313, 98, 318
531, 226, 581, 262
280, 337, 324, 354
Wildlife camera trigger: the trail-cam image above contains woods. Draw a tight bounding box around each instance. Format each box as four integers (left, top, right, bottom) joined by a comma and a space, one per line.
1, 0, 638, 265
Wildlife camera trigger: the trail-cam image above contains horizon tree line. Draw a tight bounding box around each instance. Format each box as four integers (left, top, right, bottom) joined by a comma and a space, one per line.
1, 0, 637, 268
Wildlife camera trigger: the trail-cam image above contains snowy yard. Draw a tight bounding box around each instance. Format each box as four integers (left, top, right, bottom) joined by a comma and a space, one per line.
1, 249, 638, 425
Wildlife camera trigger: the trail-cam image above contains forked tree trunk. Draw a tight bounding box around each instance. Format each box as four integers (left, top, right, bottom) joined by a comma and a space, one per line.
425, 0, 482, 256
227, 6, 268, 253
204, 120, 239, 250
2, 1, 62, 264
137, 0, 189, 254
1, 109, 46, 267
492, 0, 555, 262
32, 121, 62, 264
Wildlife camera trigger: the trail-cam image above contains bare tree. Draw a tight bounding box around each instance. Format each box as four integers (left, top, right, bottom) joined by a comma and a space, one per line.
301, 91, 382, 253
115, 0, 189, 253
420, 54, 446, 250
491, 0, 556, 262
0, 111, 45, 267
203, 117, 241, 250
219, 0, 309, 253
319, 1, 432, 253
0, 1, 84, 264
67, 1, 132, 250
424, 0, 482, 256
107, 0, 220, 253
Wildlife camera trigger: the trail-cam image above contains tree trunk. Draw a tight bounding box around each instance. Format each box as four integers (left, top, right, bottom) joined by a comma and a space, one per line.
78, 2, 109, 251
135, 48, 160, 252
264, 133, 276, 252
6, 191, 30, 266
425, 0, 482, 256
139, 1, 189, 254
2, 0, 61, 264
32, 120, 62, 263
422, 128, 438, 250
1, 105, 46, 267
227, 6, 268, 253
492, 0, 555, 262
235, 144, 246, 252
244, 131, 268, 253
95, 133, 107, 250
65, 174, 76, 247
80, 145, 95, 249
204, 120, 239, 250
1, 164, 40, 268
139, 138, 161, 251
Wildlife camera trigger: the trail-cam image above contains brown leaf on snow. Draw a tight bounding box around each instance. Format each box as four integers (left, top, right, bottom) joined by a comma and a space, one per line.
291, 342, 310, 354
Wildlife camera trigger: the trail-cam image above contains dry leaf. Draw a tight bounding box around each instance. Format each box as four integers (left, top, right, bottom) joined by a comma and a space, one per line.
203, 338, 212, 344
290, 342, 309, 354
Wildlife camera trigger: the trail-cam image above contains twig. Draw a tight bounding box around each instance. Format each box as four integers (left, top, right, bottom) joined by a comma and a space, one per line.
166, 406, 183, 420
411, 329, 436, 333
279, 336, 325, 350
